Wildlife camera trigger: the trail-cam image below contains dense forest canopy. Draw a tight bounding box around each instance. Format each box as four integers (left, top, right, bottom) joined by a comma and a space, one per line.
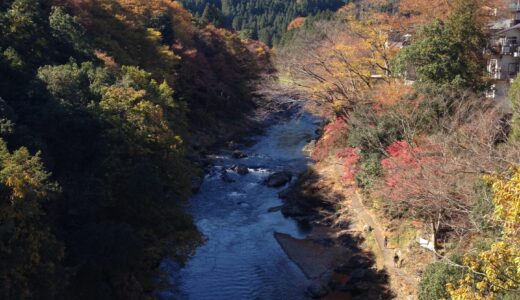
0, 0, 271, 298
179, 0, 348, 46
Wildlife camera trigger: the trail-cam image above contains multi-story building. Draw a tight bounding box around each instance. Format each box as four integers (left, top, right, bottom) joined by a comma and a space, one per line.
487, 1, 520, 107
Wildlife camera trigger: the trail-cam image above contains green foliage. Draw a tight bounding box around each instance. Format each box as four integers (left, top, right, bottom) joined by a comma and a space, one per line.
470, 180, 497, 234
347, 105, 403, 155
37, 61, 113, 107
0, 0, 265, 298
49, 6, 90, 55
278, 10, 337, 47
180, 0, 347, 46
355, 152, 382, 189
201, 3, 224, 27
418, 255, 465, 300
509, 76, 520, 142
0, 139, 65, 300
393, 0, 486, 92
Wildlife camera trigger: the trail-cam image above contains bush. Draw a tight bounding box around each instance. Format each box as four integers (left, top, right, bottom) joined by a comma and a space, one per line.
347, 105, 402, 154
418, 255, 464, 300
355, 152, 382, 188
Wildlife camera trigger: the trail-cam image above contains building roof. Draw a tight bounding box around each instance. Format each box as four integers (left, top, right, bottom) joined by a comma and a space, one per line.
497, 22, 520, 34
490, 19, 513, 31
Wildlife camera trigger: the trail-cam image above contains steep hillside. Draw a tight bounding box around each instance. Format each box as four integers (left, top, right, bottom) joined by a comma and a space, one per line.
276, 1, 520, 299
179, 0, 347, 46
0, 0, 271, 299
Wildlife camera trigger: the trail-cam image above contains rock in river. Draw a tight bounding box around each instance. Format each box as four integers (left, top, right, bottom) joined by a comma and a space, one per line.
220, 170, 235, 183
230, 164, 249, 175
263, 171, 292, 188
232, 150, 248, 159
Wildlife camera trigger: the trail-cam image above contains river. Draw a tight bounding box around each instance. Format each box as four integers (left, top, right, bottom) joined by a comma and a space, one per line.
159, 104, 322, 299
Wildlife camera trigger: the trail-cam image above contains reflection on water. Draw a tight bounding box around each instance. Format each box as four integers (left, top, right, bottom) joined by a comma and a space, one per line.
159, 111, 321, 300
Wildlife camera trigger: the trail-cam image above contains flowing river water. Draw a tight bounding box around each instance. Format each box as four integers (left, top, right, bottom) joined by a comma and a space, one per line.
160, 106, 322, 299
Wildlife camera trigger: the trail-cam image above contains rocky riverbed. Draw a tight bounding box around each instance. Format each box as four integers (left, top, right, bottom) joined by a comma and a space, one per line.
159, 96, 393, 299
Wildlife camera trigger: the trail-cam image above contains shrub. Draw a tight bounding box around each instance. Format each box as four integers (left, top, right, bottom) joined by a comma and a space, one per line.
355, 152, 382, 188
418, 255, 464, 300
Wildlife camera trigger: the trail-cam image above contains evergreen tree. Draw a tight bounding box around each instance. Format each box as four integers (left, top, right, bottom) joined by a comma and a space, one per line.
180, 0, 347, 46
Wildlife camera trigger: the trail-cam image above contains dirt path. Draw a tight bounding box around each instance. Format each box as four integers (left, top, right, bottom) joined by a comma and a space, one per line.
321, 157, 418, 298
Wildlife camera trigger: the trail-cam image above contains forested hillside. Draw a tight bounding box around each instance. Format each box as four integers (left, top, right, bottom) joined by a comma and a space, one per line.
278, 0, 520, 298
0, 0, 270, 299
179, 0, 347, 46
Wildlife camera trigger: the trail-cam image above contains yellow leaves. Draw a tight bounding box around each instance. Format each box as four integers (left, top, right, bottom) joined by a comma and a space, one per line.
146, 28, 163, 43
484, 167, 520, 236
448, 167, 520, 299
0, 143, 56, 202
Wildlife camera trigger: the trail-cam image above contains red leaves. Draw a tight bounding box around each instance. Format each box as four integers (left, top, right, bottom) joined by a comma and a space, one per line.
381, 140, 440, 200
312, 118, 348, 161
338, 147, 361, 183
310, 118, 360, 183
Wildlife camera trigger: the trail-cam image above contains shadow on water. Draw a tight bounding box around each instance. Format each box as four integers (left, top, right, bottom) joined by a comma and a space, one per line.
158, 105, 393, 299
279, 169, 395, 299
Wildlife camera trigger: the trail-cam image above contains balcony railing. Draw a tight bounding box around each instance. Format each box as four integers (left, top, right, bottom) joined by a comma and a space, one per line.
501, 43, 519, 55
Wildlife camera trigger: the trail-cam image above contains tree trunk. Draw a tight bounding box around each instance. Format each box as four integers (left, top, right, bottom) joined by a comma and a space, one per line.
431, 212, 442, 260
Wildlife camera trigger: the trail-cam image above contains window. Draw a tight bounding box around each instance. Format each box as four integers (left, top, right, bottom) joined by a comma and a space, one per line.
506, 36, 518, 46
508, 63, 519, 76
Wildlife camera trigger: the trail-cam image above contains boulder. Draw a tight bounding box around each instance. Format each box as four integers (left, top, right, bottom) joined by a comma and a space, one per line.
220, 171, 235, 183
232, 150, 248, 159
263, 171, 292, 188
306, 283, 328, 299
230, 164, 249, 175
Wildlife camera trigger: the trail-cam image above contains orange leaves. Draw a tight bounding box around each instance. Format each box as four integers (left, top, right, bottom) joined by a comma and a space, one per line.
287, 17, 306, 31
312, 118, 348, 161
371, 80, 413, 107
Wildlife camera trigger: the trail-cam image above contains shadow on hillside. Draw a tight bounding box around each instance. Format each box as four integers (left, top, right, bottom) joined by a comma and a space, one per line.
279, 168, 395, 299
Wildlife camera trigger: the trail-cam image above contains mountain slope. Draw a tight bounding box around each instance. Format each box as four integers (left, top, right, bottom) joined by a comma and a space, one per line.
180, 0, 347, 46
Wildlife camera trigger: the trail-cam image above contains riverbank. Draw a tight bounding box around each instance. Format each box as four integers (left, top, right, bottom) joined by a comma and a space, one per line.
186, 81, 308, 189
276, 148, 426, 299
163, 92, 325, 299
176, 82, 400, 299
274, 166, 395, 299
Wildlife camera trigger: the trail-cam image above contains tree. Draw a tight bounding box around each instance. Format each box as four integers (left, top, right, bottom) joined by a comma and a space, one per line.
281, 7, 398, 119
508, 76, 520, 142
419, 257, 465, 300
180, 0, 346, 46
379, 140, 474, 252
0, 139, 65, 300
49, 6, 90, 55
448, 167, 520, 299
393, 0, 486, 92
201, 4, 224, 27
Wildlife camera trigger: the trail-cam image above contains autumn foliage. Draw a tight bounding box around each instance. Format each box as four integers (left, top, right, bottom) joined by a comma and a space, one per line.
312, 118, 348, 161
338, 147, 361, 183
380, 140, 440, 199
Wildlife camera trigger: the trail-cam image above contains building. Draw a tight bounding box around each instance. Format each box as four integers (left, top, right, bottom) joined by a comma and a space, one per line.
487, 1, 520, 108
